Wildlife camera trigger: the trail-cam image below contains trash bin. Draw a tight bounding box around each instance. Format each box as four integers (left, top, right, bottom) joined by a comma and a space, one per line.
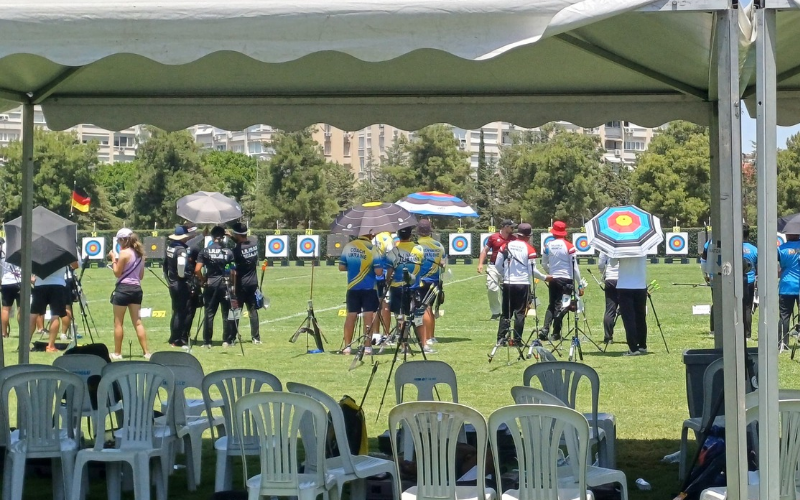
683, 348, 758, 419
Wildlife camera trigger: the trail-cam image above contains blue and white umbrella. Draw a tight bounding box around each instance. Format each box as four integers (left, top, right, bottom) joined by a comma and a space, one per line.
396, 191, 478, 217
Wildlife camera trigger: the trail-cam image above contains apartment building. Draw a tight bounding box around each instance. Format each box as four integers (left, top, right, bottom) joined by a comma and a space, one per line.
0, 105, 140, 164
311, 124, 411, 180
189, 124, 276, 160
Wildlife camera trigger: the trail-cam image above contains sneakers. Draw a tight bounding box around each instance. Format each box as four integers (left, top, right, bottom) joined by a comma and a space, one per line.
222, 342, 230, 348
143, 353, 152, 360
423, 346, 437, 354
639, 348, 648, 354
550, 333, 561, 341
426, 338, 439, 345
623, 350, 642, 356
110, 353, 123, 360
490, 314, 501, 320
342, 347, 352, 355
252, 339, 262, 345
364, 346, 373, 355
203, 343, 212, 350
45, 345, 59, 353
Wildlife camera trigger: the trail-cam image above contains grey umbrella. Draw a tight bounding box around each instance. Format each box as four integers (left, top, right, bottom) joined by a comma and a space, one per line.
330, 202, 417, 236
176, 191, 242, 224
5, 206, 78, 278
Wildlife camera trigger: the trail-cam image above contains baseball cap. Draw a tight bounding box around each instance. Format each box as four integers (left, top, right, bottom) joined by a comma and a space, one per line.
397, 226, 414, 240
516, 223, 532, 236
417, 220, 432, 236
500, 219, 516, 228
229, 222, 248, 235
552, 221, 568, 237
116, 228, 133, 239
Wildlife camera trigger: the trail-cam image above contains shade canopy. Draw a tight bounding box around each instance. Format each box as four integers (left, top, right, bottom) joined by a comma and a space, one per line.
330, 202, 417, 236
0, 0, 753, 132
176, 191, 242, 224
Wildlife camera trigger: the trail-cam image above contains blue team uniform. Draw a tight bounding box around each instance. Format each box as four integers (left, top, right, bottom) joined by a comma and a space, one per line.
743, 242, 758, 284
779, 240, 800, 295
416, 236, 447, 284
339, 237, 381, 290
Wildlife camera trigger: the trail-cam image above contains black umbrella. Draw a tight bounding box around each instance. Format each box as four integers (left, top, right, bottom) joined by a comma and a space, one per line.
5, 206, 78, 278
778, 212, 800, 234
176, 191, 242, 224
330, 202, 417, 236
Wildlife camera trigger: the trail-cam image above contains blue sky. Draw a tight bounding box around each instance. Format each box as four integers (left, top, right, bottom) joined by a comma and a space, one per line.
741, 104, 800, 153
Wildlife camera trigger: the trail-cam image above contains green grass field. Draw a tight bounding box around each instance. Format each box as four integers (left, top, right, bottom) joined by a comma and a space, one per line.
2, 261, 796, 499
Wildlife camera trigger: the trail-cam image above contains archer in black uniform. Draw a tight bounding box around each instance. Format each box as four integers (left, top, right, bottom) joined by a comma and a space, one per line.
195, 226, 235, 348
165, 225, 196, 346
230, 222, 261, 344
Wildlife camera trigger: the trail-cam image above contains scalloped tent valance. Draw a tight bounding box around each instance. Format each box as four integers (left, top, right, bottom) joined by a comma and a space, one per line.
0, 0, 752, 131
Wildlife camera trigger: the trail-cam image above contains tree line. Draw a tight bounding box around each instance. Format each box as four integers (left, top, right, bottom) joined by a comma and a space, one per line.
0, 122, 797, 230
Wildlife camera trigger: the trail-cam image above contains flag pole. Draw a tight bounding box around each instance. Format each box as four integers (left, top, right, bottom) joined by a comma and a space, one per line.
70, 180, 76, 217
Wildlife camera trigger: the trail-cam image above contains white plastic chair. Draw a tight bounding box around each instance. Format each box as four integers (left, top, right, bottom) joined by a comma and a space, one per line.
53, 353, 108, 434
149, 351, 209, 418
394, 360, 458, 403
699, 400, 800, 500
0, 364, 63, 450
287, 382, 396, 500
389, 401, 496, 500
71, 361, 176, 500
234, 391, 339, 500
679, 358, 725, 481
202, 368, 282, 492
523, 362, 612, 468
1, 370, 84, 500
489, 404, 594, 500
510, 387, 628, 500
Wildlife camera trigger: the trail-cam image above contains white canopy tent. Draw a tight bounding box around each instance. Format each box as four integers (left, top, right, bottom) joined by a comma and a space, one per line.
0, 0, 763, 495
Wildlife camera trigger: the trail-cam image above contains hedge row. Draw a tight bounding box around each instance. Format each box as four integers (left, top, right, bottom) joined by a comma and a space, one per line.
77, 227, 712, 259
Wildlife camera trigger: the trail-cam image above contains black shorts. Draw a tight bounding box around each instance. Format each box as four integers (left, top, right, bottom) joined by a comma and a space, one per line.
111, 284, 143, 306
31, 285, 67, 317
346, 289, 379, 314
1, 284, 20, 308
389, 286, 417, 315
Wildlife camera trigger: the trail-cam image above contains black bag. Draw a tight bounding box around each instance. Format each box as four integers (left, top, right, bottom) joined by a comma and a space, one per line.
325, 395, 367, 458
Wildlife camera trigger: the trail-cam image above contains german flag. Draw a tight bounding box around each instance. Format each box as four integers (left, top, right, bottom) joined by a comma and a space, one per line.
71, 187, 91, 213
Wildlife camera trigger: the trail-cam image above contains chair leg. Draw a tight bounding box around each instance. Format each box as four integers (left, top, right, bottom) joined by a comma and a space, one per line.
619, 476, 629, 500
52, 458, 64, 500
187, 434, 202, 490
107, 462, 122, 500
70, 455, 90, 500
3, 454, 13, 500
349, 478, 366, 500
679, 426, 690, 482
9, 453, 26, 500
133, 455, 151, 500
214, 449, 228, 492
159, 449, 171, 500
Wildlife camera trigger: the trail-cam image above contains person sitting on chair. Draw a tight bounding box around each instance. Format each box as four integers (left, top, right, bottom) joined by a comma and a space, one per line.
539, 221, 583, 341
339, 230, 383, 355
494, 223, 546, 345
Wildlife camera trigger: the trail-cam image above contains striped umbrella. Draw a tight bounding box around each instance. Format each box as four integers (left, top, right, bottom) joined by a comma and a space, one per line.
396, 191, 478, 217
330, 202, 417, 236
586, 205, 664, 258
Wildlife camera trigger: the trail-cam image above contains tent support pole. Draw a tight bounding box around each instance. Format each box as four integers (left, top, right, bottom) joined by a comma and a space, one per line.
711, 6, 747, 498
18, 102, 34, 365
756, 6, 778, 499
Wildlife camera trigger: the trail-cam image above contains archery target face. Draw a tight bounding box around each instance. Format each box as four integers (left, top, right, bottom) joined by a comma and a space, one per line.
264, 235, 288, 258
448, 233, 472, 256
480, 233, 492, 250
82, 237, 105, 260
296, 235, 319, 258
665, 232, 689, 255
540, 233, 555, 250
112, 237, 122, 256
778, 232, 787, 247
572, 233, 593, 255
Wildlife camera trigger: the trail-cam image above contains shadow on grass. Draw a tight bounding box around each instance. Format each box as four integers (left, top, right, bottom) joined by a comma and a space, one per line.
434, 336, 472, 344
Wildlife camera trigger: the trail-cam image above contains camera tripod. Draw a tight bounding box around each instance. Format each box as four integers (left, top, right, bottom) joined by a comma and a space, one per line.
550, 287, 604, 362
289, 263, 326, 352
345, 287, 392, 371
188, 279, 242, 355
64, 262, 100, 349
375, 283, 439, 421
524, 284, 561, 359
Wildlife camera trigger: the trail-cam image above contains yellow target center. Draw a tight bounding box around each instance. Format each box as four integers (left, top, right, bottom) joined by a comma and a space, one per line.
615, 215, 633, 227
